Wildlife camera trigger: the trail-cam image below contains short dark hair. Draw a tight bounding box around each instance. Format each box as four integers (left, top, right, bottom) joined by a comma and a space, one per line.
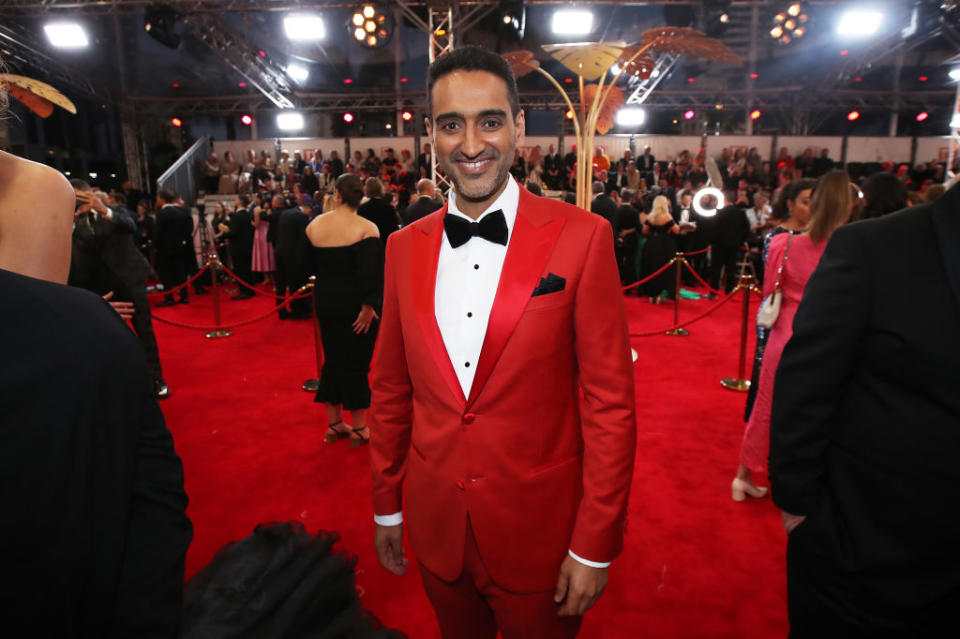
526, 182, 542, 196
236, 193, 251, 207
112, 192, 127, 205
157, 188, 177, 204
336, 173, 364, 208
69, 178, 91, 191
427, 45, 519, 118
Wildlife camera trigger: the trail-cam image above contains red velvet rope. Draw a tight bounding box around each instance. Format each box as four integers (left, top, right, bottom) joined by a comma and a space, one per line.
630, 287, 740, 337
147, 263, 212, 299
151, 286, 313, 331
682, 260, 723, 295
621, 258, 678, 292
679, 247, 710, 257
218, 263, 314, 301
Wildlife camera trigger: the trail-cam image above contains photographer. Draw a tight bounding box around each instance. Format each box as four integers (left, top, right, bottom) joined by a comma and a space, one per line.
69, 180, 170, 399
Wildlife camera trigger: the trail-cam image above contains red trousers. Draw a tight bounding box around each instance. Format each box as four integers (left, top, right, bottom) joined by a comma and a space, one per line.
418, 520, 582, 639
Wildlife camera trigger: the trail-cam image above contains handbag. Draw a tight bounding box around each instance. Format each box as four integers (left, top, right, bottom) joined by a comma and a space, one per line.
757, 233, 793, 329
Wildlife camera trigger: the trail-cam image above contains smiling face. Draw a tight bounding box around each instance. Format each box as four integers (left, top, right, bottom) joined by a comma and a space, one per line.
427, 70, 524, 217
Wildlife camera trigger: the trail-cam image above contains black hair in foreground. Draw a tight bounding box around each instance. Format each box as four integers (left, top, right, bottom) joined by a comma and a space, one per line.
426, 45, 520, 118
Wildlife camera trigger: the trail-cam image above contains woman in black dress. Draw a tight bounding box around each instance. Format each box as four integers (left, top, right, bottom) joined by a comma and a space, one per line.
306, 173, 382, 447
641, 194, 680, 303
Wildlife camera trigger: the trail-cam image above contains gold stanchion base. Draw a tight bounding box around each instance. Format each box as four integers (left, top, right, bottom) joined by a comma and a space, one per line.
205, 329, 233, 339
665, 328, 690, 336
721, 377, 750, 392
302, 378, 320, 392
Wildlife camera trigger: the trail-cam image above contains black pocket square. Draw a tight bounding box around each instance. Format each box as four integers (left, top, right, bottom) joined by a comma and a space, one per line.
532, 273, 566, 297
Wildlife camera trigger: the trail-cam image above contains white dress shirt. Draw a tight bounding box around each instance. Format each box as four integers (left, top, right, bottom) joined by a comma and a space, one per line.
373, 178, 609, 569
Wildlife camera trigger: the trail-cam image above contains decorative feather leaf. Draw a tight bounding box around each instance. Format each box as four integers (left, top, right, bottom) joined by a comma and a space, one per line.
0, 74, 77, 117
616, 46, 656, 80
641, 27, 742, 66
583, 83, 625, 135
541, 42, 626, 81
501, 50, 539, 79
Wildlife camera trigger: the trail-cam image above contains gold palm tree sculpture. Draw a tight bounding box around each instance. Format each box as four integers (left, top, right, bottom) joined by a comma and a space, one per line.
503, 27, 741, 210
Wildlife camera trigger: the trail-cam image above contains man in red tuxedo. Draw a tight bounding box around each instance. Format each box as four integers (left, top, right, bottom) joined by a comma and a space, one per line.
370, 46, 637, 638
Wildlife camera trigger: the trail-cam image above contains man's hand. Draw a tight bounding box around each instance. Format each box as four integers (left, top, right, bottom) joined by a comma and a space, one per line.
102, 291, 134, 320
554, 555, 608, 617
374, 523, 407, 576
782, 511, 807, 535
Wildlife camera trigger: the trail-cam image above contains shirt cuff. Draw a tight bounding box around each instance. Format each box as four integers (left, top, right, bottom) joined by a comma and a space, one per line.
568, 550, 611, 568
374, 512, 403, 526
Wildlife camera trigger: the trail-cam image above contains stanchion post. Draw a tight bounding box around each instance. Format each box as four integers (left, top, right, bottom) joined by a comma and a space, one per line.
665, 254, 689, 336
205, 256, 233, 339
302, 276, 321, 392
721, 272, 754, 391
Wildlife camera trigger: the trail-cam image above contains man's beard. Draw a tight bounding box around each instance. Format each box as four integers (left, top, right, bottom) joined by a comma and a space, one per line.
440, 153, 512, 205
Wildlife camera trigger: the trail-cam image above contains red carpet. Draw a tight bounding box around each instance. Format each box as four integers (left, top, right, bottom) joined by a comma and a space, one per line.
152, 281, 788, 638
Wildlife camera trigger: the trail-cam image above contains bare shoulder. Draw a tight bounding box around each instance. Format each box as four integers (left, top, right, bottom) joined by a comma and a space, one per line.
360, 216, 380, 239
0, 151, 74, 212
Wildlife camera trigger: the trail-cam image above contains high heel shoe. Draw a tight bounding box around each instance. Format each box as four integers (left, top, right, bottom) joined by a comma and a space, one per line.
731, 477, 768, 502
349, 426, 370, 448
325, 420, 350, 443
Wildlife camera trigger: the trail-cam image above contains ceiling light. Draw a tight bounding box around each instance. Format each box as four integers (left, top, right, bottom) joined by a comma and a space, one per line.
401, 111, 413, 121
951, 113, 960, 129
286, 63, 309, 83
837, 11, 883, 36
354, 28, 365, 40
565, 110, 574, 120
684, 110, 695, 120
143, 4, 180, 49
787, 3, 802, 17
616, 107, 645, 127
847, 110, 860, 121
44, 22, 90, 48
363, 5, 375, 18
770, 26, 783, 38
385, 123, 392, 129
171, 117, 182, 127
950, 69, 960, 81
353, 13, 364, 27
750, 109, 761, 120
749, 72, 759, 79
552, 9, 594, 35
916, 112, 928, 122
237, 82, 247, 88
365, 20, 376, 33
241, 114, 253, 125
367, 35, 378, 46
343, 112, 354, 123
284, 14, 325, 41
277, 112, 305, 131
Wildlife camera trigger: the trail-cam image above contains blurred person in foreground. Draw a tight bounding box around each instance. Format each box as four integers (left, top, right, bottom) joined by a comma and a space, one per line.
70, 180, 170, 399
370, 46, 635, 638
770, 181, 960, 637
0, 127, 192, 634
733, 171, 853, 502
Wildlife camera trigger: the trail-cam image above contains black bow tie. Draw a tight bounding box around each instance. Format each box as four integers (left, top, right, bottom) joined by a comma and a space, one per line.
444, 209, 508, 249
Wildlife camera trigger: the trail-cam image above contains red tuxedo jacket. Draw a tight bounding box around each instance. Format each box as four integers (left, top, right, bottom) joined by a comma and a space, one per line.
370, 187, 637, 593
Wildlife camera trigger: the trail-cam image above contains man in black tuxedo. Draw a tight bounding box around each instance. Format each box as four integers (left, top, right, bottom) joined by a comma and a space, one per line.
770, 185, 960, 636
274, 200, 311, 319
590, 180, 618, 234
358, 177, 400, 251
636, 145, 656, 185
154, 189, 193, 306
418, 142, 433, 179
400, 178, 443, 226
543, 143, 561, 190
219, 194, 256, 299
326, 150, 345, 178
708, 195, 749, 295
615, 189, 640, 285
1, 267, 192, 636
69, 181, 169, 399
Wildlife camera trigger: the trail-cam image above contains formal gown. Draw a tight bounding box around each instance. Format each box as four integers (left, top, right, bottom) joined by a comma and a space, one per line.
252, 220, 276, 273
739, 233, 825, 473
312, 237, 383, 410
641, 221, 679, 299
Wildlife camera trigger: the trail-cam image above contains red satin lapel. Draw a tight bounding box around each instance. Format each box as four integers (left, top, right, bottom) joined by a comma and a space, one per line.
411, 221, 467, 407
467, 209, 565, 406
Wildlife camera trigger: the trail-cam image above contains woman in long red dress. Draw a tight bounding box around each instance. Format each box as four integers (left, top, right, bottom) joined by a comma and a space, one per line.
733, 171, 855, 501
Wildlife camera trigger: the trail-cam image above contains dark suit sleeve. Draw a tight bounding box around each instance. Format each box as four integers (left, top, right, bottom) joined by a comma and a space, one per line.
769, 226, 869, 516
109, 207, 137, 234
112, 372, 192, 637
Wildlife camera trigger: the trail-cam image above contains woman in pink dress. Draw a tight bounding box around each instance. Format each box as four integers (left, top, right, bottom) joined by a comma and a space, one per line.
251, 196, 276, 283
732, 171, 855, 501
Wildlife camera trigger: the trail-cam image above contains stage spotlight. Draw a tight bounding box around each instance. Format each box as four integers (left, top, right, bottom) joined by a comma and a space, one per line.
916, 112, 929, 122
276, 112, 304, 131
616, 107, 645, 127
284, 14, 325, 41
43, 22, 90, 49
241, 114, 253, 126
144, 4, 181, 49
565, 110, 574, 120
684, 110, 695, 120
847, 110, 860, 121
500, 0, 526, 40
171, 117, 182, 127
286, 63, 309, 83
401, 111, 413, 121
343, 112, 354, 123
351, 3, 391, 48
787, 3, 801, 17
950, 69, 960, 81
552, 9, 594, 35
837, 11, 883, 36
750, 109, 762, 120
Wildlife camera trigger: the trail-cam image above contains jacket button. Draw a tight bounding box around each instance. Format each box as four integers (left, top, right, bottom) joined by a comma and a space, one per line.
456, 479, 465, 490
463, 413, 476, 424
